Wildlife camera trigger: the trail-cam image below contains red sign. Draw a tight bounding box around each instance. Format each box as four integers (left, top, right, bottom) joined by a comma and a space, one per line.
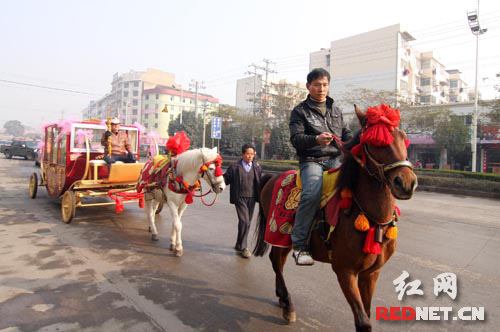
480, 126, 500, 142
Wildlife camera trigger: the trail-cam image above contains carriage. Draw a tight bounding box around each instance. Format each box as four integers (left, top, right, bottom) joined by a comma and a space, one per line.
28, 120, 148, 223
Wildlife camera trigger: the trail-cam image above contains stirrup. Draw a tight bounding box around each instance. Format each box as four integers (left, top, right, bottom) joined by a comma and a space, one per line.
293, 250, 314, 266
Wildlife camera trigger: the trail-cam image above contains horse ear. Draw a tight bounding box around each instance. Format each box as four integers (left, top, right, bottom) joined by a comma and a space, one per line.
354, 104, 366, 125
211, 146, 218, 153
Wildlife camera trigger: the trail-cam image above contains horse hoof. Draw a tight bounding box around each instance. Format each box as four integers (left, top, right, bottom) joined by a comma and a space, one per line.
169, 244, 175, 251
151, 234, 159, 241
283, 310, 296, 323
174, 249, 183, 257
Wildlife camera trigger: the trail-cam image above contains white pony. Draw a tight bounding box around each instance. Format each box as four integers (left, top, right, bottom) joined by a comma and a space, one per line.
144, 147, 225, 256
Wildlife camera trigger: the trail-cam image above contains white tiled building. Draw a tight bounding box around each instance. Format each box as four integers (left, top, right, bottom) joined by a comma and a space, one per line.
309, 24, 472, 107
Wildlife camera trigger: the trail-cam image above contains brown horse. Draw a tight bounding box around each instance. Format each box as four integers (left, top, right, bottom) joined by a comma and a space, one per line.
253, 106, 418, 332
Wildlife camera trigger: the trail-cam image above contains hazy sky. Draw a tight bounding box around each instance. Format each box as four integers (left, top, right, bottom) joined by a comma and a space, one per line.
1, 0, 499, 129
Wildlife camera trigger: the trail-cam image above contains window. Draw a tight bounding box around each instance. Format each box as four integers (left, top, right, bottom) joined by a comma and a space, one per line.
122, 101, 126, 106
431, 96, 436, 104
154, 123, 158, 128
124, 82, 129, 88
450, 95, 457, 102
134, 81, 139, 87
420, 95, 431, 103
170, 114, 174, 120
145, 123, 148, 128
170, 105, 175, 111
400, 80, 408, 91
132, 99, 138, 106
326, 54, 330, 66
123, 91, 129, 97
133, 90, 139, 97
145, 104, 149, 110
144, 114, 149, 119
155, 104, 159, 110
421, 60, 430, 69
145, 95, 149, 100
155, 94, 159, 100
132, 109, 138, 115
450, 80, 458, 88
421, 78, 431, 86
155, 114, 158, 119
170, 96, 174, 101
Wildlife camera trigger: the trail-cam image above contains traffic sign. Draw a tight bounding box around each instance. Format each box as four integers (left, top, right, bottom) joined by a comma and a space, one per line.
211, 117, 222, 139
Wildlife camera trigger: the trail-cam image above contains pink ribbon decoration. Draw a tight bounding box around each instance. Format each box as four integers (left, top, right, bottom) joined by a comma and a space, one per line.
76, 129, 94, 147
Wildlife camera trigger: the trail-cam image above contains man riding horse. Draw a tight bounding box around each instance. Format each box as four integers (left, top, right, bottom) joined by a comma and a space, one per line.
289, 68, 352, 265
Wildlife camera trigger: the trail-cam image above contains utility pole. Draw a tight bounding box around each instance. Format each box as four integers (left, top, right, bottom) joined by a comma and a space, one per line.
246, 63, 264, 147
190, 79, 206, 146
467, 0, 487, 172
180, 87, 184, 125
260, 58, 276, 160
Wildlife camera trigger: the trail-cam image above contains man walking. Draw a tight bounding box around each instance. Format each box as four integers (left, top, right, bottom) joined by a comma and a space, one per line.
223, 144, 262, 258
289, 68, 352, 265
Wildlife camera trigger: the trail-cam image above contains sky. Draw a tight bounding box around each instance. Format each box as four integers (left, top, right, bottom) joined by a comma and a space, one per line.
0, 0, 499, 130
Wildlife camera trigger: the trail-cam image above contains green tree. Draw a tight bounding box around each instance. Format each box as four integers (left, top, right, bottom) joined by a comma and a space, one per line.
168, 111, 204, 148
4, 120, 24, 136
480, 72, 500, 124
432, 115, 469, 167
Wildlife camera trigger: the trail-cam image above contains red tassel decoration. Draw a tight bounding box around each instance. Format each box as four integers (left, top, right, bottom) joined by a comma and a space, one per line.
115, 198, 124, 214
185, 192, 194, 204
139, 197, 144, 209
363, 226, 381, 255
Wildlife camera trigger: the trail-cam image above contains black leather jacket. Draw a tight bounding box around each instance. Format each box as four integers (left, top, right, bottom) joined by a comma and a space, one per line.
289, 95, 352, 163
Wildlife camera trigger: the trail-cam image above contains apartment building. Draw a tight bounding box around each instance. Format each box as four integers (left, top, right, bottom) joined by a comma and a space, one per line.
82, 68, 175, 124
142, 86, 219, 140
235, 75, 263, 113
309, 24, 472, 107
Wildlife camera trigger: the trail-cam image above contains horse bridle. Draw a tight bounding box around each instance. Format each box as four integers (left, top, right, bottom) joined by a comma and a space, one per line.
199, 149, 222, 193
361, 144, 413, 184
334, 135, 413, 184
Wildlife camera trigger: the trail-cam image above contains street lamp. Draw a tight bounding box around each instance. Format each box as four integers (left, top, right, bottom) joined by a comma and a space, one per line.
467, 1, 487, 172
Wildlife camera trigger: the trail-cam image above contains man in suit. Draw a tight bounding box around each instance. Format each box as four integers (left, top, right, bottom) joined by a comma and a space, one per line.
223, 144, 262, 258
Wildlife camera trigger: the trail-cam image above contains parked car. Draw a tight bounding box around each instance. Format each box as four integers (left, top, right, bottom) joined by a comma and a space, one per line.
1, 140, 39, 160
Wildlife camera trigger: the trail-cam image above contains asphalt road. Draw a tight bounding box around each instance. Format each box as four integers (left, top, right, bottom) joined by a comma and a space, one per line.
0, 157, 499, 332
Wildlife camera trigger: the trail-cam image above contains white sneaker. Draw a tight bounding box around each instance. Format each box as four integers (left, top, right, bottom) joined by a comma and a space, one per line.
293, 250, 314, 266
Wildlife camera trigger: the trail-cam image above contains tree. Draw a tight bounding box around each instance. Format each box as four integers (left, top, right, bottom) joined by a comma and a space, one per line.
4, 120, 24, 136
432, 115, 469, 168
480, 72, 500, 124
168, 111, 204, 148
338, 88, 398, 110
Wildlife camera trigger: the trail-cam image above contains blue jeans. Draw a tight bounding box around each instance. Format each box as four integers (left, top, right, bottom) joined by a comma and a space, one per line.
291, 158, 341, 251
104, 153, 136, 164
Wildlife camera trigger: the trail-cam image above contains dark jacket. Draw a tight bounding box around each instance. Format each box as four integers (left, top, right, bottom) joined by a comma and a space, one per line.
223, 159, 262, 204
289, 95, 353, 163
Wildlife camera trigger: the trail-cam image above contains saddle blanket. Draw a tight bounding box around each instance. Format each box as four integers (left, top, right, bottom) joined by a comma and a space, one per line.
136, 155, 171, 193
264, 169, 341, 248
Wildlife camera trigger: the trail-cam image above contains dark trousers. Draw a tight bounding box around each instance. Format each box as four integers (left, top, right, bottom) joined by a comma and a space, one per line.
234, 196, 256, 250
104, 154, 136, 164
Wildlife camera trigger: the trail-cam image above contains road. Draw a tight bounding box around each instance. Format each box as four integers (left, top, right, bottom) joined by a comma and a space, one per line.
0, 157, 499, 332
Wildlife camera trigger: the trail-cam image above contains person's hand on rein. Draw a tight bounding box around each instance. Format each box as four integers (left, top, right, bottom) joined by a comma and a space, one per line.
316, 132, 334, 146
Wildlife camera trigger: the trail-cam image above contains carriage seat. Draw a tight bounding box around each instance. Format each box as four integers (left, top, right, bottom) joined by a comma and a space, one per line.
104, 162, 145, 183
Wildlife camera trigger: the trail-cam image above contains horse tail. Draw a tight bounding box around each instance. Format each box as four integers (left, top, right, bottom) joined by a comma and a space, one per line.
253, 173, 274, 257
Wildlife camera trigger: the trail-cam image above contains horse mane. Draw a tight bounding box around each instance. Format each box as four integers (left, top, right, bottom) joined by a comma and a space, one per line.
337, 130, 362, 192
175, 147, 218, 173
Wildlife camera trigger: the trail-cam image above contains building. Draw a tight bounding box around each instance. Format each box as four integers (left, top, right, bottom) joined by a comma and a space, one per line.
82, 68, 175, 124
309, 24, 472, 108
142, 86, 219, 141
235, 75, 263, 113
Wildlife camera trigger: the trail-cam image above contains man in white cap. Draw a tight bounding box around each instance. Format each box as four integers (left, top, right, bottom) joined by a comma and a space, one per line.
100, 118, 136, 164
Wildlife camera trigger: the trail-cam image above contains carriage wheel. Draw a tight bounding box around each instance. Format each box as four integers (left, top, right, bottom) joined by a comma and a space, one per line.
29, 173, 38, 199
156, 200, 164, 214
61, 191, 76, 224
